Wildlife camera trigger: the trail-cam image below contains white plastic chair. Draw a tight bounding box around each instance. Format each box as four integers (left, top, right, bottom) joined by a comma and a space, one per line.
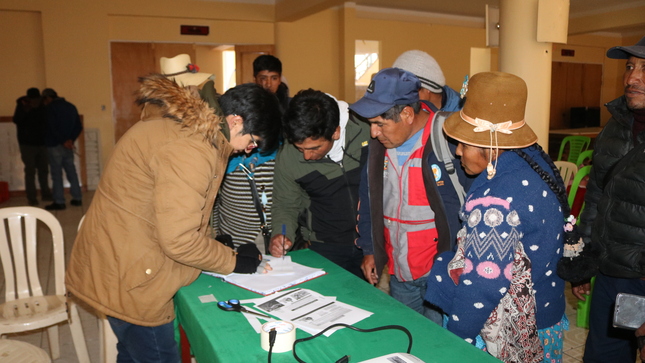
0, 207, 89, 362
77, 215, 118, 363
554, 160, 578, 187
0, 339, 51, 363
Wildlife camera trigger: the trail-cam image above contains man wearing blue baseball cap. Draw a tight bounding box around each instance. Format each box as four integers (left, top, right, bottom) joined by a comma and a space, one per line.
351, 68, 470, 323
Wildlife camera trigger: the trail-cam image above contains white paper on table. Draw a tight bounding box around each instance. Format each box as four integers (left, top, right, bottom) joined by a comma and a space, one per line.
252, 288, 373, 336
262, 255, 295, 275
202, 256, 324, 295
253, 289, 333, 320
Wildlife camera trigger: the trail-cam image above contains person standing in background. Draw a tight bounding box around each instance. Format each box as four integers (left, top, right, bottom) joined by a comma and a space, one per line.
12, 87, 52, 206
569, 35, 645, 363
269, 89, 369, 277
211, 54, 289, 252
253, 54, 290, 112
392, 50, 463, 112
351, 68, 469, 323
41, 88, 83, 210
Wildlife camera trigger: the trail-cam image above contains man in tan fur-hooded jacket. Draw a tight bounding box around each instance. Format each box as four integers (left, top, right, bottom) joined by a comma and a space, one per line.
66, 74, 281, 362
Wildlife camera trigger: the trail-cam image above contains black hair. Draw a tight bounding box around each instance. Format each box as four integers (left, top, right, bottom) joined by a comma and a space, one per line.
27, 88, 40, 98
380, 102, 422, 122
512, 144, 570, 216
219, 83, 282, 151
42, 88, 58, 99
282, 89, 339, 144
253, 55, 282, 77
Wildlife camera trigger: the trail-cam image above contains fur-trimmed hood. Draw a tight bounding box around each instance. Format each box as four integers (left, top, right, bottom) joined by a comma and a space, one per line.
137, 74, 222, 143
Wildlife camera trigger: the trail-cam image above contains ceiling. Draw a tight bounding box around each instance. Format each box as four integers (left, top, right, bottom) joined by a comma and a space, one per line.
211, 0, 645, 36
352, 0, 645, 35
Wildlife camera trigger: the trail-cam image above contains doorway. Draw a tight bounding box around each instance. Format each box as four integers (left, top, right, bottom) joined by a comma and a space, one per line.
110, 42, 274, 143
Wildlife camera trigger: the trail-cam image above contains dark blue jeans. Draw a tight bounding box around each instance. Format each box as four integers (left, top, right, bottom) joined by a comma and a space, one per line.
583, 273, 645, 363
390, 275, 442, 325
107, 316, 180, 363
47, 144, 81, 204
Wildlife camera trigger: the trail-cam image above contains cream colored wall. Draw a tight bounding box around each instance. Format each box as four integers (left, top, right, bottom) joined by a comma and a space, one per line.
353, 22, 485, 95
0, 10, 45, 115
0, 0, 275, 170
195, 47, 225, 94
276, 8, 341, 98
276, 5, 485, 103
0, 0, 639, 174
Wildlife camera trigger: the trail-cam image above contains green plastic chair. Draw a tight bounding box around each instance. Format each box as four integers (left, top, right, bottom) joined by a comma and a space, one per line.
576, 149, 594, 167
557, 135, 591, 163
577, 277, 596, 328
568, 165, 592, 208
568, 165, 595, 328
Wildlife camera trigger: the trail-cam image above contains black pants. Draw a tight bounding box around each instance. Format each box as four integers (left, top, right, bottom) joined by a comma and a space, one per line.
19, 144, 51, 202
583, 273, 645, 362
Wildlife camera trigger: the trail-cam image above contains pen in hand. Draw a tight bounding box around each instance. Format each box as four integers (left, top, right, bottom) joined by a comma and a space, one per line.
281, 224, 286, 260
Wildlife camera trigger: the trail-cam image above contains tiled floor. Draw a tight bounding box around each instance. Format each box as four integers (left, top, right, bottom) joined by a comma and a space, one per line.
0, 191, 594, 363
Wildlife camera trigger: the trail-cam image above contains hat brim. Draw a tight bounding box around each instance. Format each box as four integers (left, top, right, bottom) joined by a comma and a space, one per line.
420, 83, 443, 93
170, 72, 212, 87
607, 45, 645, 60
349, 97, 394, 119
443, 111, 538, 149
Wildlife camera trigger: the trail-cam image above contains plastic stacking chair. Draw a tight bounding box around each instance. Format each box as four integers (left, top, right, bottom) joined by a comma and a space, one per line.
557, 135, 591, 163
576, 149, 593, 167
568, 165, 592, 209
554, 161, 578, 187
0, 339, 51, 363
566, 166, 595, 328
0, 207, 90, 363
576, 276, 596, 329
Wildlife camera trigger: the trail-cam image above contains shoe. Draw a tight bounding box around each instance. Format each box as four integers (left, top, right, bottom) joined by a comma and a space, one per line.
71, 199, 82, 206
28, 199, 39, 206
45, 203, 66, 210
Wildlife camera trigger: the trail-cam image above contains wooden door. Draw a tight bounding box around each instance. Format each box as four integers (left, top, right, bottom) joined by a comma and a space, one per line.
234, 45, 275, 85
110, 42, 195, 142
550, 62, 602, 130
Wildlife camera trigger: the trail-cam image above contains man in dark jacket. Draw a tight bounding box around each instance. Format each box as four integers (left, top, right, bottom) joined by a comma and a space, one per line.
42, 88, 83, 210
572, 36, 645, 363
268, 89, 369, 278
13, 87, 52, 205
350, 68, 470, 324
253, 54, 290, 112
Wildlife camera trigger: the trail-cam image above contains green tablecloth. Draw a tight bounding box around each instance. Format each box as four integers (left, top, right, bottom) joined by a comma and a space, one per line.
175, 249, 499, 362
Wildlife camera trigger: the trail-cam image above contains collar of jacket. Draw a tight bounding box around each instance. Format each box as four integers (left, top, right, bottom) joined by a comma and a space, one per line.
137, 74, 223, 145
606, 95, 634, 128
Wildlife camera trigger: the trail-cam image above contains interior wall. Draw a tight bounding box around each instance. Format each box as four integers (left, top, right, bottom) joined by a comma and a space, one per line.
276, 7, 341, 98
0, 0, 639, 175
0, 0, 276, 170
195, 47, 225, 94
0, 10, 46, 115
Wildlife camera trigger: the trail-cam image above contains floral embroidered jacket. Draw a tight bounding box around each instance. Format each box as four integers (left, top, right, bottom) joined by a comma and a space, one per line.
425, 146, 566, 343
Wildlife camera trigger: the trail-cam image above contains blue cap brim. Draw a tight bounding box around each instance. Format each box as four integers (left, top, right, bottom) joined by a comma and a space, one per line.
349, 97, 394, 119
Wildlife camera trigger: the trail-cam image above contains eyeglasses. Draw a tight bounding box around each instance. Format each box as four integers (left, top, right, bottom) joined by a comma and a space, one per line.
249, 134, 258, 148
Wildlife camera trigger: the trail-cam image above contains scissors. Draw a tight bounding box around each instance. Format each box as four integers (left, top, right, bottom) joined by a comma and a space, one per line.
217, 299, 271, 319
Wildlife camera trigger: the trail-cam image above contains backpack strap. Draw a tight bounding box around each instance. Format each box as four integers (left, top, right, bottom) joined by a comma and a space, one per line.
430, 111, 465, 206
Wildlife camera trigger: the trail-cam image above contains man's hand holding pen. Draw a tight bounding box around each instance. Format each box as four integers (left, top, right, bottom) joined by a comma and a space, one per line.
269, 234, 293, 258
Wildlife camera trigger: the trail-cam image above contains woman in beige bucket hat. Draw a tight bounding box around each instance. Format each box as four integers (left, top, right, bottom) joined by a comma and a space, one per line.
425, 72, 570, 362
